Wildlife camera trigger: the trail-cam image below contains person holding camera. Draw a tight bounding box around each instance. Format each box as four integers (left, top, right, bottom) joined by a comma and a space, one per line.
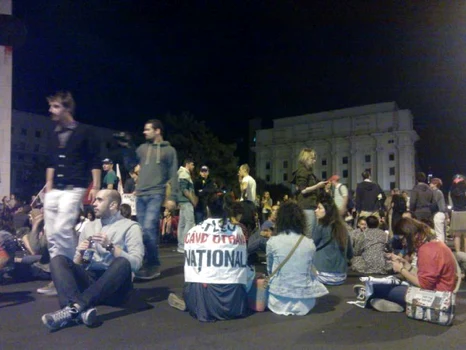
41, 189, 144, 331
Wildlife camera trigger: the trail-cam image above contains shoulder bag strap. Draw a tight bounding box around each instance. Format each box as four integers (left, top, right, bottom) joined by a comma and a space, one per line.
268, 234, 305, 279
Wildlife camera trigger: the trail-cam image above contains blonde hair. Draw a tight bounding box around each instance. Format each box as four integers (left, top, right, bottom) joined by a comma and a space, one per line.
298, 148, 316, 169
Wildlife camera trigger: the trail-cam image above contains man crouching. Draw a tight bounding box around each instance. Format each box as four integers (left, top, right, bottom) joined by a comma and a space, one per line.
41, 190, 144, 331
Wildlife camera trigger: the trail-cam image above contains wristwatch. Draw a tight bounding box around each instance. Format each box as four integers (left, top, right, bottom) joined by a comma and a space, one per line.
105, 242, 115, 252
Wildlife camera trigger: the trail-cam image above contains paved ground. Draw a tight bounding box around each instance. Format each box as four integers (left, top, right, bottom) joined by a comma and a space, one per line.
1, 244, 466, 350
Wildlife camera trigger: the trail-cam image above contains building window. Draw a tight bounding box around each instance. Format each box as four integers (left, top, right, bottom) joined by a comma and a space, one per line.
342, 169, 348, 178
342, 156, 348, 165
322, 158, 327, 166
35, 130, 41, 138
283, 160, 288, 169
390, 181, 396, 190
265, 161, 271, 170
388, 139, 395, 144
32, 156, 38, 162
283, 173, 288, 181
321, 171, 327, 180
265, 175, 270, 182
19, 142, 26, 150
389, 153, 395, 161
389, 167, 396, 176
18, 154, 24, 161
21, 128, 27, 136
34, 144, 40, 152
365, 155, 371, 163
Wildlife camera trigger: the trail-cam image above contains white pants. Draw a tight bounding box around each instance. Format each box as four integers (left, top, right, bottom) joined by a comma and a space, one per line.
433, 212, 446, 242
44, 188, 86, 260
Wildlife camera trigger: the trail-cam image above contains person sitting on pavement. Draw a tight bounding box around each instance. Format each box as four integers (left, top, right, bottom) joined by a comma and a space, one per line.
349, 217, 367, 247
356, 217, 456, 313
351, 215, 390, 275
167, 192, 250, 322
41, 189, 144, 331
160, 207, 179, 244
312, 193, 353, 285
266, 201, 328, 315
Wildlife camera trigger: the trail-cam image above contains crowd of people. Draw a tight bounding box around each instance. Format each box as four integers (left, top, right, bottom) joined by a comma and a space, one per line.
1, 91, 465, 331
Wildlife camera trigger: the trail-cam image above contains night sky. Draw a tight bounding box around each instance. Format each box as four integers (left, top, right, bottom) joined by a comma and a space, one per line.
8, 1, 466, 175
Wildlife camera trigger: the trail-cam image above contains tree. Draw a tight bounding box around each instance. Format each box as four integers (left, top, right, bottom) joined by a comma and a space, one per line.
162, 113, 239, 191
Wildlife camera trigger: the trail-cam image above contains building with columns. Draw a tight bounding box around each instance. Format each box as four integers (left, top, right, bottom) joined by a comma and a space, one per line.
252, 102, 419, 191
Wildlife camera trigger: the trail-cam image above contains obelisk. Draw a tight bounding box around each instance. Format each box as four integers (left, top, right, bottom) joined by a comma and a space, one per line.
0, 0, 12, 198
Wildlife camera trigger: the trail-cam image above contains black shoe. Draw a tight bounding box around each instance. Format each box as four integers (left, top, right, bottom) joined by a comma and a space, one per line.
135, 266, 161, 280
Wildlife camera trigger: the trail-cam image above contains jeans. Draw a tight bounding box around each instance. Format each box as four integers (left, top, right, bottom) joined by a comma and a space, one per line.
433, 212, 446, 242
50, 255, 133, 309
136, 194, 164, 267
44, 188, 86, 260
370, 284, 408, 308
178, 202, 195, 251
303, 209, 317, 238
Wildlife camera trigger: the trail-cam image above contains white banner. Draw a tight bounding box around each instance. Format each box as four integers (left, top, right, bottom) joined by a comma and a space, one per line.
184, 218, 248, 285
121, 193, 136, 216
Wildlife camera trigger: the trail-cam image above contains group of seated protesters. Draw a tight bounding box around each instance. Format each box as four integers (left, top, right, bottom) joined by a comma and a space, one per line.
1, 188, 462, 330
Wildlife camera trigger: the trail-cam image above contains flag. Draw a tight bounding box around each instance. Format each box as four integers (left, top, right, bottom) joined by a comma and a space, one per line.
116, 163, 124, 195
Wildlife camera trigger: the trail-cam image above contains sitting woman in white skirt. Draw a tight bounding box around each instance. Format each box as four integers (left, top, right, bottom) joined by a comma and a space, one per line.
266, 202, 328, 316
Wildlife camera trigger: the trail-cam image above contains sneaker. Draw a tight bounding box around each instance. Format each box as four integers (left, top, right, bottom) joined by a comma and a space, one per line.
37, 282, 57, 296
134, 266, 161, 280
41, 306, 79, 330
79, 307, 97, 327
353, 284, 366, 301
168, 293, 186, 311
370, 298, 404, 313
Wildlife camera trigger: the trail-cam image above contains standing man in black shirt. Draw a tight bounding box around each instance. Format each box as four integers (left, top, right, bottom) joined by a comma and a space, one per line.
44, 91, 101, 261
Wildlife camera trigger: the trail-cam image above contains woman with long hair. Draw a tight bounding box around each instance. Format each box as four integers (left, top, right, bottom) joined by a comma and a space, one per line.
293, 148, 328, 238
313, 193, 353, 285
266, 202, 328, 315
358, 217, 457, 313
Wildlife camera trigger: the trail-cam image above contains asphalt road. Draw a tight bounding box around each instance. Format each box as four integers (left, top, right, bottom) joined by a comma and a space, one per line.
1, 244, 466, 350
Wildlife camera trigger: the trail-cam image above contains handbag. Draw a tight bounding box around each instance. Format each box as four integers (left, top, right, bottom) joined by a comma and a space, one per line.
247, 235, 305, 312
404, 249, 462, 326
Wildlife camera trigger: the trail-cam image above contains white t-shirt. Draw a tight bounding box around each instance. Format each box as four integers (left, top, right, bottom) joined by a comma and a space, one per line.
184, 218, 248, 284
333, 183, 348, 212
241, 175, 256, 202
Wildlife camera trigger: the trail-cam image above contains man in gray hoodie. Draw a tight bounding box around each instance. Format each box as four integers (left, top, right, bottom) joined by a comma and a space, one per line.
410, 172, 434, 222
121, 119, 178, 280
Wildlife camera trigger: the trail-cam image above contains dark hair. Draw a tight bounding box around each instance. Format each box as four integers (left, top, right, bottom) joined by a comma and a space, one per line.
120, 203, 132, 219
207, 193, 225, 218
366, 215, 379, 229
46, 91, 76, 114
430, 178, 442, 188
275, 202, 306, 235
146, 119, 164, 136
183, 158, 194, 166
393, 218, 434, 255
317, 193, 348, 249
416, 172, 427, 182
85, 208, 95, 221
239, 200, 258, 234
362, 170, 371, 180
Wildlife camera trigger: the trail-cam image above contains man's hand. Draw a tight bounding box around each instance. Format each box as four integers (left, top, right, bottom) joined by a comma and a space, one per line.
92, 232, 110, 247
88, 188, 98, 202
77, 239, 90, 252
260, 229, 273, 238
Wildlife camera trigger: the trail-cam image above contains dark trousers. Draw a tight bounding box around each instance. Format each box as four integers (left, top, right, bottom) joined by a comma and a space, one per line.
50, 255, 133, 310
370, 284, 408, 308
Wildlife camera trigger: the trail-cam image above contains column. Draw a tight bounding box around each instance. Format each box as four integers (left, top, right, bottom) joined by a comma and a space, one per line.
0, 0, 13, 197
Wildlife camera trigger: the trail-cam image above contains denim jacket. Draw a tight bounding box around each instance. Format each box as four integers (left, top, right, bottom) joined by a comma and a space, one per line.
266, 231, 328, 299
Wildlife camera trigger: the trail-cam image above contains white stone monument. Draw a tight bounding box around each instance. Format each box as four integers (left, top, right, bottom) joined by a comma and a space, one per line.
0, 0, 12, 198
